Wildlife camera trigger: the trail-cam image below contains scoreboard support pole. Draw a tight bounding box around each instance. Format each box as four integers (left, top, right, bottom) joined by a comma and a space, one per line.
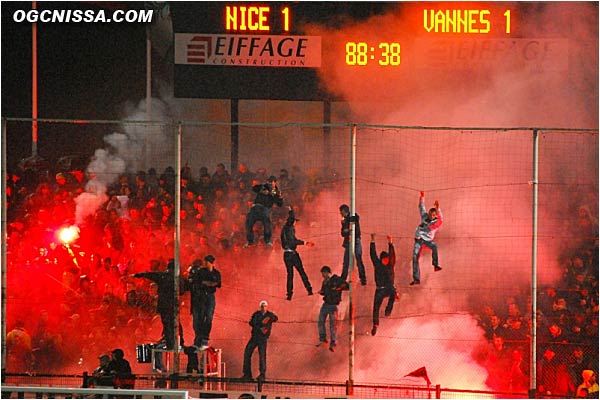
323, 100, 331, 172
231, 99, 240, 173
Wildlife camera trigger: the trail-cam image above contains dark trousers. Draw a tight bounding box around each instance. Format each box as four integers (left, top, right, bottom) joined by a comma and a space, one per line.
243, 336, 268, 377
246, 205, 272, 244
284, 251, 312, 296
184, 346, 199, 373
159, 310, 175, 349
159, 311, 183, 349
373, 287, 396, 326
341, 239, 367, 284
192, 294, 216, 347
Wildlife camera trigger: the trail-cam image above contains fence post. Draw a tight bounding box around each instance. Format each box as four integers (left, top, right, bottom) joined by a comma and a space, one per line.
231, 99, 239, 173
347, 124, 357, 396
323, 100, 331, 172
173, 122, 182, 376
435, 384, 441, 399
530, 129, 540, 395
1, 118, 6, 377
170, 373, 179, 389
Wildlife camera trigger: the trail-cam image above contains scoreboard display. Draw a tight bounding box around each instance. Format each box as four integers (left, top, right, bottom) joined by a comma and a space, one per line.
172, 2, 569, 101
173, 2, 395, 100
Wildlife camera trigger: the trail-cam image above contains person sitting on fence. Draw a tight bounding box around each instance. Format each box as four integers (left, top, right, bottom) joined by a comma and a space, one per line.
244, 176, 283, 247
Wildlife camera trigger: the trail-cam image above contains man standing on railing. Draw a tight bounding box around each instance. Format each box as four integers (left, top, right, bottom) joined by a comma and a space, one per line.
244, 176, 284, 247
369, 233, 397, 336
132, 259, 183, 349
188, 254, 221, 351
241, 300, 278, 381
410, 191, 443, 285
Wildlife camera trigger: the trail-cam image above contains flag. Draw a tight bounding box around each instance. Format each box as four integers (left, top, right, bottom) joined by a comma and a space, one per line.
404, 366, 431, 385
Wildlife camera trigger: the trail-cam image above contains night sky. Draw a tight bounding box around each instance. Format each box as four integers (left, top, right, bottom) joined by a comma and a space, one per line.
1, 1, 396, 168
2, 2, 148, 167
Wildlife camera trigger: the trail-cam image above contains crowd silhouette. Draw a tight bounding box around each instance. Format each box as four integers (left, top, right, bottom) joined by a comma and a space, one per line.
4, 158, 598, 397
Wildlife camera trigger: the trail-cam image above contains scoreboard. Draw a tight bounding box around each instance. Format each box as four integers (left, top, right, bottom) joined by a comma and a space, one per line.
172, 2, 396, 100
172, 2, 570, 101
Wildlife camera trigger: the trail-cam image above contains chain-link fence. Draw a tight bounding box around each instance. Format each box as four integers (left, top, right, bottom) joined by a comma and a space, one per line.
2, 118, 598, 398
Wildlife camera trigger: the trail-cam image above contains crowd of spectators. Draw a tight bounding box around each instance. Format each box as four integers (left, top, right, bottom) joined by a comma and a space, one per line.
4, 159, 337, 374
4, 157, 598, 397
474, 191, 599, 397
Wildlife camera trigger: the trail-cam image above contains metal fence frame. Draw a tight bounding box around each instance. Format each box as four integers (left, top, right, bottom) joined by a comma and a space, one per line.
1, 117, 598, 397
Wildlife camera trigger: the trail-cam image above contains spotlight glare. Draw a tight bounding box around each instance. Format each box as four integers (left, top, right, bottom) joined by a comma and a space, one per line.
58, 226, 80, 245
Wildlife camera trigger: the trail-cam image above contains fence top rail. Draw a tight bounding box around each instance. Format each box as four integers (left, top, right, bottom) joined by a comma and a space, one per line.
0, 385, 189, 398
2, 117, 598, 133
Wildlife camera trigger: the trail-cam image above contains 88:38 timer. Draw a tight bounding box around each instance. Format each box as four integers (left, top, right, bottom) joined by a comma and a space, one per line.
345, 41, 401, 66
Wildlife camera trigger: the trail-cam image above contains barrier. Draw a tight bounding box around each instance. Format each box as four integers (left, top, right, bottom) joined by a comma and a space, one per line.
0, 385, 188, 399
2, 117, 597, 396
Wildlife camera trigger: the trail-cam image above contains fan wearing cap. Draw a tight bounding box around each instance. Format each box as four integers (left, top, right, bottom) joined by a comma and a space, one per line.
244, 175, 284, 247
369, 233, 397, 336
241, 300, 278, 381
187, 255, 222, 351
280, 206, 314, 300
90, 354, 112, 387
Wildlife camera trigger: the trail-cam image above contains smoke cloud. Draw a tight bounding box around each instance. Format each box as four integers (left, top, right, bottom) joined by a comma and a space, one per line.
6, 2, 596, 391
74, 97, 176, 223
307, 2, 598, 128
203, 0, 595, 386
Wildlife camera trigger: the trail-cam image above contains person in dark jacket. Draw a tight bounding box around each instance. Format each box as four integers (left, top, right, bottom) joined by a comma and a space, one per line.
188, 254, 222, 350
339, 204, 367, 285
317, 266, 349, 352
241, 300, 278, 381
280, 206, 313, 300
244, 176, 284, 247
132, 259, 183, 349
107, 348, 134, 389
369, 233, 397, 336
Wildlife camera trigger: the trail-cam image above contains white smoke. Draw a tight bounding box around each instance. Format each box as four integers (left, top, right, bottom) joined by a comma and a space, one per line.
354, 314, 490, 389
74, 148, 125, 223
74, 96, 176, 224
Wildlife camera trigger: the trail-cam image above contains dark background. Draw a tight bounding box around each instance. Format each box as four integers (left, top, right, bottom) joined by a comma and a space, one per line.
2, 2, 149, 168
1, 1, 395, 168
